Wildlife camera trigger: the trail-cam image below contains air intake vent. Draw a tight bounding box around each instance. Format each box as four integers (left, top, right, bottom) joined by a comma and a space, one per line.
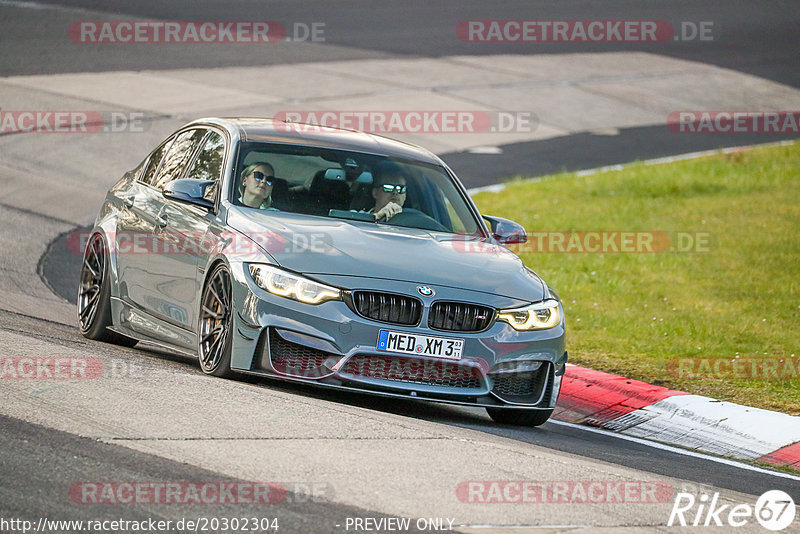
341, 355, 483, 389
490, 363, 551, 403
268, 329, 337, 379
351, 291, 422, 326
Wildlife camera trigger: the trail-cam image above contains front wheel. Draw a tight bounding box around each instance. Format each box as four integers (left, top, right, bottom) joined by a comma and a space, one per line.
198, 263, 234, 377
486, 407, 553, 427
77, 233, 137, 347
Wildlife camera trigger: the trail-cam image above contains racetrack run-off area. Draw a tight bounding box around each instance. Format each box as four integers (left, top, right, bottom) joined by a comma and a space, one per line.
1, 1, 799, 532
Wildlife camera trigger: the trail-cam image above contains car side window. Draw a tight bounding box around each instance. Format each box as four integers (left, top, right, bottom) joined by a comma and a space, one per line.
151, 129, 206, 190
185, 131, 226, 202
140, 136, 174, 186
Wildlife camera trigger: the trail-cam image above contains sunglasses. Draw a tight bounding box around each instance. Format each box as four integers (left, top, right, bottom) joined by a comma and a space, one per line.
379, 183, 407, 194
251, 171, 274, 185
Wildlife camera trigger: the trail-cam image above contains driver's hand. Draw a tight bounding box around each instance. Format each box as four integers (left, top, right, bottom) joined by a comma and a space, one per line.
374, 201, 403, 221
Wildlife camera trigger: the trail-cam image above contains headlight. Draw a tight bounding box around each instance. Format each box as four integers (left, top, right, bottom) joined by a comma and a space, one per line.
497, 299, 561, 331
248, 264, 341, 305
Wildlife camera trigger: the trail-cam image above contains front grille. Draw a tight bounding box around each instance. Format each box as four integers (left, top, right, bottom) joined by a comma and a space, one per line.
269, 329, 337, 379
491, 363, 550, 403
351, 291, 422, 326
340, 355, 483, 389
428, 301, 494, 332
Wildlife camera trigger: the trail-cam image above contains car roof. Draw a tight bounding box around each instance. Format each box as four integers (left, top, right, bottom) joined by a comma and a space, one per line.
188, 117, 442, 165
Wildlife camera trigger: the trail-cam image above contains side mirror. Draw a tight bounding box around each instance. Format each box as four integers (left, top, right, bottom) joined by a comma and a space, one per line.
163, 179, 216, 210
483, 215, 527, 245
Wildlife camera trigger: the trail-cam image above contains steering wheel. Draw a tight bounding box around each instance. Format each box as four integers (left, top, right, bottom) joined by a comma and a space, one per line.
383, 208, 449, 232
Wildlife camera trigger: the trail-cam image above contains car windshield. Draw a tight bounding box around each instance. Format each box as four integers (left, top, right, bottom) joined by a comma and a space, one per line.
232, 142, 483, 235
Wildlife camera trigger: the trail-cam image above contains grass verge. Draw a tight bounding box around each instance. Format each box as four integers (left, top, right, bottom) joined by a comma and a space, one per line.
472, 141, 800, 414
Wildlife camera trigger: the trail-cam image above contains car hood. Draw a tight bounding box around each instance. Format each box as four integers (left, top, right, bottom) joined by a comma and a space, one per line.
226, 209, 547, 302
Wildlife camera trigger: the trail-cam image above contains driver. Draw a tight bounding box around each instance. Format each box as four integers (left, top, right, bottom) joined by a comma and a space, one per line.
370, 162, 407, 221
239, 162, 278, 210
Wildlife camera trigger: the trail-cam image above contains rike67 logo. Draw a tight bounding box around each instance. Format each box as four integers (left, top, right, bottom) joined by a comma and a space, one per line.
668, 490, 796, 531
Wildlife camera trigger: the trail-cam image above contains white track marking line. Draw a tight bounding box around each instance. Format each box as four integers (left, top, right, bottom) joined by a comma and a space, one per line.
549, 419, 800, 481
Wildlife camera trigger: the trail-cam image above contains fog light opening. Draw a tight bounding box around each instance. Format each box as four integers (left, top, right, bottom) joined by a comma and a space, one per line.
490, 360, 544, 375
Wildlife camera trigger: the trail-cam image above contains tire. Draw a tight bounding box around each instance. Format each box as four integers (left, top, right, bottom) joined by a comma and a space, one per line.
197, 263, 234, 378
486, 407, 553, 427
77, 233, 138, 347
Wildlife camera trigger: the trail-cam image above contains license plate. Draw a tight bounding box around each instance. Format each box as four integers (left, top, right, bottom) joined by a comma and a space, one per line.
376, 330, 463, 360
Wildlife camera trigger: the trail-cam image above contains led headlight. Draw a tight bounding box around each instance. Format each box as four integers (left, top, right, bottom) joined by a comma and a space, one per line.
497, 299, 561, 331
248, 264, 341, 305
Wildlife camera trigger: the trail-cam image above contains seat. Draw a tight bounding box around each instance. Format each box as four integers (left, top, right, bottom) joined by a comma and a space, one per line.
349, 182, 375, 212
306, 169, 351, 215
269, 178, 290, 210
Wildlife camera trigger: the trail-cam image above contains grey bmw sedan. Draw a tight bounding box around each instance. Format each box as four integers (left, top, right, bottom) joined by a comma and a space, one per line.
78, 118, 566, 426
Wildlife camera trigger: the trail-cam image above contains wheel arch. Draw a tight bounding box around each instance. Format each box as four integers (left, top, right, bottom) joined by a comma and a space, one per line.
196, 255, 231, 329
201, 256, 230, 290
86, 220, 121, 299
197, 256, 236, 377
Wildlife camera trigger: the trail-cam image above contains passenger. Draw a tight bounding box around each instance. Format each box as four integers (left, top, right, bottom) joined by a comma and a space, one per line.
239, 162, 278, 210
369, 162, 407, 221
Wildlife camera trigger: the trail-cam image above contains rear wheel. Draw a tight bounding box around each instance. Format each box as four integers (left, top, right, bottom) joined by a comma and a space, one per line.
77, 233, 137, 347
486, 407, 553, 427
198, 263, 234, 377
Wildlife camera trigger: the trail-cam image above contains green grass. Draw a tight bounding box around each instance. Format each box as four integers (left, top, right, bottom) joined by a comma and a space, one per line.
472, 142, 800, 414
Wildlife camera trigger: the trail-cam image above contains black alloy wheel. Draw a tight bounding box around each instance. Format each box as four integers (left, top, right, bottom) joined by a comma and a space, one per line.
198, 263, 234, 377
77, 233, 137, 346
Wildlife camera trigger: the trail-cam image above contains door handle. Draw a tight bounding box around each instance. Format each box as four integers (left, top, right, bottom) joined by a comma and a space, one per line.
123, 195, 135, 209
156, 213, 168, 228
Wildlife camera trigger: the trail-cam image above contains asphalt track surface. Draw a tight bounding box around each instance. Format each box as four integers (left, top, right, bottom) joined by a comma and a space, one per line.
0, 411, 399, 534
2, 311, 799, 526
4, 0, 799, 185
2, 1, 800, 531
6, 0, 800, 89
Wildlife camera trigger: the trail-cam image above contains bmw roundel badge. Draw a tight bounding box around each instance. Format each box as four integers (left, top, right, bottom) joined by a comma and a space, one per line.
417, 286, 435, 297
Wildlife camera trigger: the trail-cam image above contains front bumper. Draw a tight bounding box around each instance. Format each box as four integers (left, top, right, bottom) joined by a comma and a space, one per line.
229, 262, 567, 409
